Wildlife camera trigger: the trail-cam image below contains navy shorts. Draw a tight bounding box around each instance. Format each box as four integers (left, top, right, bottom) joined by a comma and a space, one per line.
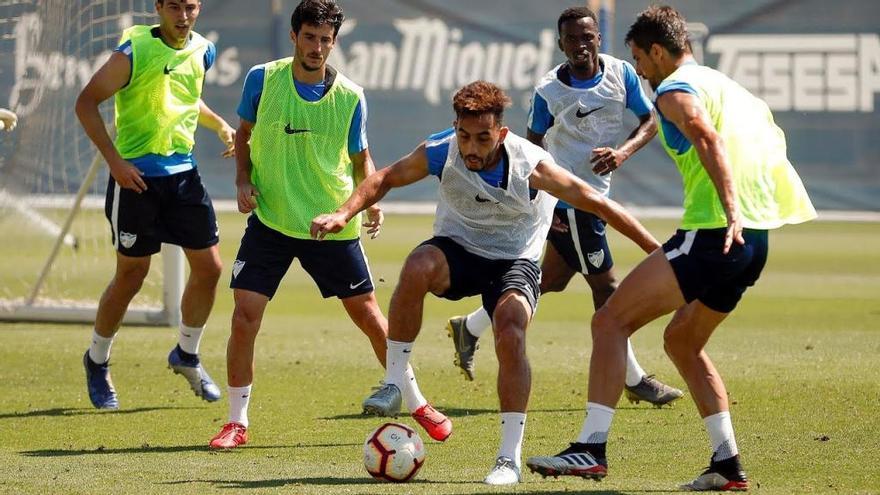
662, 228, 769, 313
230, 215, 374, 300
104, 168, 219, 257
547, 207, 613, 275
420, 236, 541, 316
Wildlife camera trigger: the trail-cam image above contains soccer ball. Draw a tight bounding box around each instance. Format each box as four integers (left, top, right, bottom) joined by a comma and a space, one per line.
363, 422, 426, 482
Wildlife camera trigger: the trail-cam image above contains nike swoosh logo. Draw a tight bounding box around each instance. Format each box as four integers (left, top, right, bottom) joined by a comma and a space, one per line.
475, 194, 494, 203
402, 349, 411, 353
576, 106, 604, 118
349, 279, 368, 290
285, 124, 311, 135
163, 65, 174, 75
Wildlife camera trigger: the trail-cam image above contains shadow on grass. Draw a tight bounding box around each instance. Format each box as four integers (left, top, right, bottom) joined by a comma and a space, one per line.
445, 491, 681, 495
321, 406, 587, 420
161, 479, 680, 493
21, 444, 290, 457
0, 406, 200, 419
161, 477, 467, 488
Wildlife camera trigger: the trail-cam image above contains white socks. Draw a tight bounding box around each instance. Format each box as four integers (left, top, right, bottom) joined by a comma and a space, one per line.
402, 364, 427, 412
178, 323, 205, 355
384, 339, 412, 388
704, 411, 739, 460
576, 402, 615, 444
624, 339, 647, 387
465, 307, 492, 338
498, 412, 527, 466
88, 330, 114, 364
228, 385, 252, 427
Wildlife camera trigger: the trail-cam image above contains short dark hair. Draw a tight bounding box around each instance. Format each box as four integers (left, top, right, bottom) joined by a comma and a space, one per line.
156, 0, 201, 6
291, 0, 344, 37
557, 6, 598, 35
625, 5, 690, 56
452, 81, 511, 123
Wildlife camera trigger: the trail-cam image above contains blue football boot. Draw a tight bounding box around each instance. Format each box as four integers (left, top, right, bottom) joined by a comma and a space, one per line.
83, 351, 119, 410
168, 345, 221, 402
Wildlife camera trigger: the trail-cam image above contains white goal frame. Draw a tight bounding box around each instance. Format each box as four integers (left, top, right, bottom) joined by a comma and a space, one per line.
0, 153, 184, 327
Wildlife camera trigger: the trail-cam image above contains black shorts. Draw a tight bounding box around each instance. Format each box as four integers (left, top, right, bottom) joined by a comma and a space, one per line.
421, 236, 541, 317
662, 228, 769, 313
230, 215, 374, 300
104, 168, 219, 257
547, 207, 613, 275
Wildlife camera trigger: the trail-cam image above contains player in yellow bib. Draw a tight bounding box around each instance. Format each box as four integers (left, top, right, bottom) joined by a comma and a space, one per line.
527, 6, 816, 491
75, 0, 235, 410
209, 0, 450, 450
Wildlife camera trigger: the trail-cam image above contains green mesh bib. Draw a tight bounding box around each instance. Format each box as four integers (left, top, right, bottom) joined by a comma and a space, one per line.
114, 25, 208, 159
249, 58, 363, 240
657, 64, 816, 230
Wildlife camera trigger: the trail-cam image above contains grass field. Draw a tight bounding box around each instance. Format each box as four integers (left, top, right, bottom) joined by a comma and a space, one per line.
1, 212, 879, 494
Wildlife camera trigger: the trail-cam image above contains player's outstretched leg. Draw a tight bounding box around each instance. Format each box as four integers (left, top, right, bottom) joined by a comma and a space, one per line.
624, 374, 684, 407
680, 453, 749, 491
168, 344, 221, 402
83, 351, 119, 410
526, 443, 608, 481
446, 315, 479, 380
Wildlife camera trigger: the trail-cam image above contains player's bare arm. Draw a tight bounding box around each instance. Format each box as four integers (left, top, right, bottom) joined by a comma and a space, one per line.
591, 112, 657, 175
656, 90, 743, 253
75, 51, 147, 193
198, 99, 235, 158
311, 142, 431, 240
351, 148, 383, 239
530, 159, 660, 253
234, 119, 259, 214
525, 128, 572, 233
526, 129, 546, 149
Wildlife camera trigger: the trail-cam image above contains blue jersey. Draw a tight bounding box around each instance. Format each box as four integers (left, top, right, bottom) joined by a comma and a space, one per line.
237, 64, 368, 154
654, 60, 701, 154
528, 60, 651, 135
114, 31, 216, 176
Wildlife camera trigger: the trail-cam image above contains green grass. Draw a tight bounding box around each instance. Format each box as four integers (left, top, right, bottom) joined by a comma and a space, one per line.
1, 214, 879, 494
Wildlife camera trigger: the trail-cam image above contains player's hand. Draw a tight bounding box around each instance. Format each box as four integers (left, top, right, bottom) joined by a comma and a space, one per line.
310, 212, 347, 240
236, 182, 259, 214
108, 158, 147, 193
590, 147, 627, 176
0, 108, 17, 132
363, 205, 383, 239
217, 125, 235, 158
549, 212, 568, 233
723, 211, 745, 254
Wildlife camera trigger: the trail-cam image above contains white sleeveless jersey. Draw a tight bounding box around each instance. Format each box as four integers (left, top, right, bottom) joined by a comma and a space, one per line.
535, 54, 628, 196
433, 132, 557, 261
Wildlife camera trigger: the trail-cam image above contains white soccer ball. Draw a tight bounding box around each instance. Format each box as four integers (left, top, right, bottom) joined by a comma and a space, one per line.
363, 422, 426, 482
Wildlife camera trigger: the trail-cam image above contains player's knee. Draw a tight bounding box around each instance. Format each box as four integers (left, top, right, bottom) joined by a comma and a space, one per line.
114, 263, 150, 291
399, 250, 442, 290
539, 275, 569, 293
231, 304, 261, 338
663, 325, 694, 362
591, 305, 623, 340
191, 255, 223, 286
493, 323, 526, 360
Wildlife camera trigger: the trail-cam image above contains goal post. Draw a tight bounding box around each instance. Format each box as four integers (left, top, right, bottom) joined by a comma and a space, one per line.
0, 0, 184, 327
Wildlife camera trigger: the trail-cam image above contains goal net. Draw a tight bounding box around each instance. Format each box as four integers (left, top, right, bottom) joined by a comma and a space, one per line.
0, 0, 183, 326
